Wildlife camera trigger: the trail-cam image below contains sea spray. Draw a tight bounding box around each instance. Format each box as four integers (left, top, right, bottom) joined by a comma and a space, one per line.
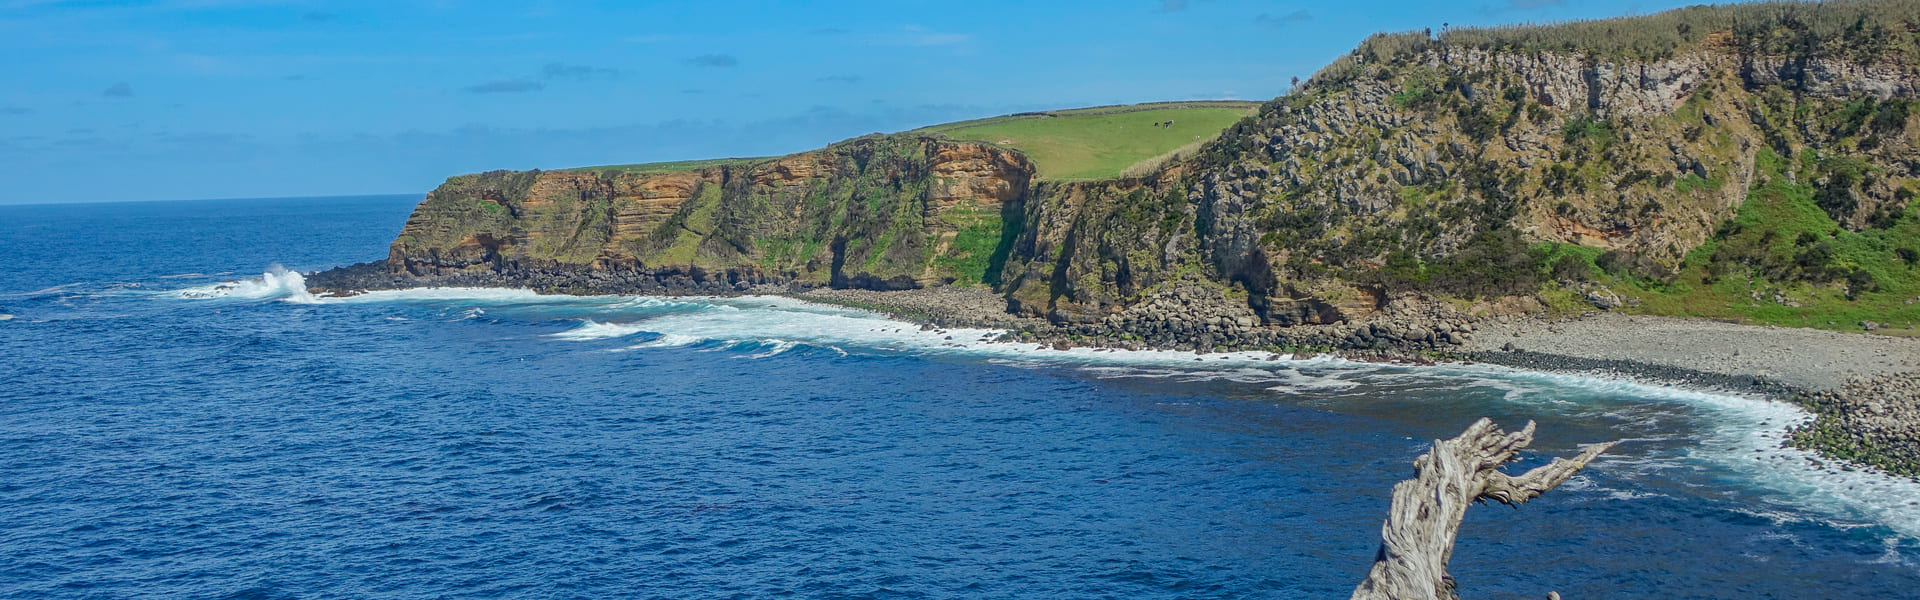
174, 265, 317, 303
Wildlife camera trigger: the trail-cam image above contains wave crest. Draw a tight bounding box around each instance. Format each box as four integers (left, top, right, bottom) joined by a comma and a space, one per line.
174, 266, 317, 304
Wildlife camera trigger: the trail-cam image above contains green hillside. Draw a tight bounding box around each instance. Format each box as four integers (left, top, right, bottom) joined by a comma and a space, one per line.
556, 101, 1260, 181
921, 101, 1260, 180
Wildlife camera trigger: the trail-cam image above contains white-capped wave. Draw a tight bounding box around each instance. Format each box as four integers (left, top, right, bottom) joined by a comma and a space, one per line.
551, 320, 651, 340
634, 333, 701, 348
1433, 362, 1920, 540
172, 280, 1920, 540
0, 314, 13, 321
607, 295, 1324, 371
173, 266, 317, 303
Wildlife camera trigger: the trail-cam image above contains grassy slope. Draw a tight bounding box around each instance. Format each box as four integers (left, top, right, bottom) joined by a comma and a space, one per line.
922, 102, 1259, 180
1519, 146, 1920, 334
557, 101, 1259, 180
1622, 148, 1920, 332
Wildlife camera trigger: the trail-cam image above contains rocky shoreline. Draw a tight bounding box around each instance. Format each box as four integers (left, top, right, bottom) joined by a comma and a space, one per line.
799, 286, 1920, 480
305, 264, 1920, 478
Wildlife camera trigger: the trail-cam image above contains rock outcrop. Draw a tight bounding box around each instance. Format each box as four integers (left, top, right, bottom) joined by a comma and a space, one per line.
992, 22, 1920, 326
373, 135, 1031, 293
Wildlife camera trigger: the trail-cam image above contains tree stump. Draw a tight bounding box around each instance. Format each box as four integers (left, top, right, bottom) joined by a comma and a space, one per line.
1351, 418, 1617, 600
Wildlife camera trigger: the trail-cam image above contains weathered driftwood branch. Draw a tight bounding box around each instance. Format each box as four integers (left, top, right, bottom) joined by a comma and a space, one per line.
1352, 418, 1617, 600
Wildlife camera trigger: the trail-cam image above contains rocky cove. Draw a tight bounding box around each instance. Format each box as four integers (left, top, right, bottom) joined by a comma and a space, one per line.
311, 2, 1920, 485
307, 257, 1920, 482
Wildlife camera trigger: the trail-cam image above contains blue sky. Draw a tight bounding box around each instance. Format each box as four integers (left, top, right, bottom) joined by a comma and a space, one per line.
1, 0, 1710, 204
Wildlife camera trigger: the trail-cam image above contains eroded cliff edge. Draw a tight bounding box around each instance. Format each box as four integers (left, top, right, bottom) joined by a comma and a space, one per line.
315, 135, 1031, 294
312, 1, 1920, 476
323, 9, 1920, 330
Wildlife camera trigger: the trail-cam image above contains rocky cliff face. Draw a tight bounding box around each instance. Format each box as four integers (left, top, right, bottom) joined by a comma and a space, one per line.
384, 136, 1031, 291
993, 33, 1920, 326
358, 2, 1920, 332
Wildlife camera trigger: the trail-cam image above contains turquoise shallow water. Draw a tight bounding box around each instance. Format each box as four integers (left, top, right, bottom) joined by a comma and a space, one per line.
2, 195, 1918, 599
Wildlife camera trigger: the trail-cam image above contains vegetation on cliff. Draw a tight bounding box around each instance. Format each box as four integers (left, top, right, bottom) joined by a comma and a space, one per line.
919, 102, 1258, 180
385, 0, 1920, 336
995, 0, 1920, 333
1347, 0, 1920, 63
387, 102, 1254, 291
388, 134, 1034, 289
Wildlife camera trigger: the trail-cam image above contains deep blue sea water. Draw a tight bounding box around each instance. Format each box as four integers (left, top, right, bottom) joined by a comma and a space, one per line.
3, 195, 1920, 599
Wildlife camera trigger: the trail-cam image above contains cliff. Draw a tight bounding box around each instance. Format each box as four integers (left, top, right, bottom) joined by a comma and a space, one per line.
328, 0, 1920, 336
378, 135, 1030, 292
995, 0, 1920, 332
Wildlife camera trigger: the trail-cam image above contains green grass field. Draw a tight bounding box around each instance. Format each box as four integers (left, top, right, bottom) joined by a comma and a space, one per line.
560, 101, 1259, 181
920, 102, 1260, 180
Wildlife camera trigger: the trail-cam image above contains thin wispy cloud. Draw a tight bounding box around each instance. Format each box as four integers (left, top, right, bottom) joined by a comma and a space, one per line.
2, 106, 31, 115
102, 82, 133, 98
541, 62, 619, 80
301, 11, 335, 22
1254, 10, 1312, 29
817, 75, 862, 85
686, 54, 739, 68
462, 63, 617, 94
463, 80, 544, 94
810, 27, 848, 35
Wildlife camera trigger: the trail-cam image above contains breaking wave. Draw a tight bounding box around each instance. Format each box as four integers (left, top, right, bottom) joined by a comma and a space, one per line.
163, 281, 1920, 540
172, 266, 318, 303
550, 320, 652, 340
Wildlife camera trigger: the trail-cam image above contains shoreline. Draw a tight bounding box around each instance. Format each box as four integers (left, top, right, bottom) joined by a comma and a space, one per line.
789, 288, 1920, 480
305, 263, 1920, 478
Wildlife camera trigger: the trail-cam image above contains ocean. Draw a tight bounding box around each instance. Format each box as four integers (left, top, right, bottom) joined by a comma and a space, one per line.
2, 195, 1918, 599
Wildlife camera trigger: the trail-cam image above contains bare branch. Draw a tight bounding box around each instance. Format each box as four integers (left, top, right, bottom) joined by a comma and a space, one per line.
1352, 418, 1618, 600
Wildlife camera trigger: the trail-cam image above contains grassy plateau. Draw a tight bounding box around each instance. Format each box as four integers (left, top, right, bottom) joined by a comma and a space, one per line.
920, 101, 1259, 180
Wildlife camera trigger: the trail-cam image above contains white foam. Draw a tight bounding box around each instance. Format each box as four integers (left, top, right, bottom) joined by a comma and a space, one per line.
172, 266, 317, 304
636, 333, 701, 348
1437, 362, 1920, 539
611, 296, 1323, 370
0, 314, 13, 321
551, 320, 651, 340
179, 283, 1920, 539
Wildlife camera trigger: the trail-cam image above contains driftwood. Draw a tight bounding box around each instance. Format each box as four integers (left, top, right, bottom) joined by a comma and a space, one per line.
1352, 418, 1617, 600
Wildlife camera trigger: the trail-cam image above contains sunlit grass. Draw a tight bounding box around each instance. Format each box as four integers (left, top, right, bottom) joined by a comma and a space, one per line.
921, 102, 1259, 180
